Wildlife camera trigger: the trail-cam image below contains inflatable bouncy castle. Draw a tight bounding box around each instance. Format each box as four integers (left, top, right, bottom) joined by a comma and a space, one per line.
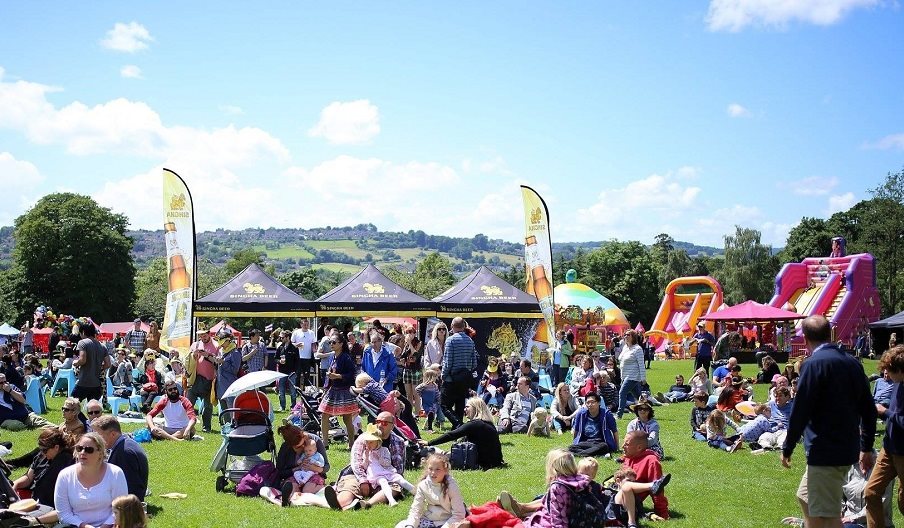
768, 237, 880, 348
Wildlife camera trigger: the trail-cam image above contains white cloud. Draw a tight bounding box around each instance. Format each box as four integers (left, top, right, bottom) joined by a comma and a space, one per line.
120, 65, 143, 79
566, 170, 703, 242
0, 70, 288, 161
865, 133, 904, 150
0, 152, 45, 225
706, 0, 882, 32
827, 192, 856, 215
101, 22, 154, 53
727, 103, 751, 118
308, 100, 380, 145
780, 175, 839, 196
219, 105, 244, 116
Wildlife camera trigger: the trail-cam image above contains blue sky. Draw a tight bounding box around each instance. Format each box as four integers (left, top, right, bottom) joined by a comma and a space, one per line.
0, 1, 902, 247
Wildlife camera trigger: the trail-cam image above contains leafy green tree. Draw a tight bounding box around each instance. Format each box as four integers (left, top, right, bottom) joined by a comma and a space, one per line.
384, 252, 456, 299
500, 263, 526, 291
861, 167, 904, 313
133, 258, 167, 322
717, 226, 778, 304
10, 193, 135, 322
582, 240, 660, 325
779, 217, 831, 264
225, 248, 267, 276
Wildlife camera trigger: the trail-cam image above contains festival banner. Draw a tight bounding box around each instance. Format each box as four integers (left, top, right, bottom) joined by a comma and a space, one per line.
520, 185, 555, 345
160, 169, 196, 359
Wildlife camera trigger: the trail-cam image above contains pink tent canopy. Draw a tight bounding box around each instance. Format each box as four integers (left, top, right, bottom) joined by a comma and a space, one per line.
699, 300, 804, 322
634, 322, 645, 333
98, 322, 150, 336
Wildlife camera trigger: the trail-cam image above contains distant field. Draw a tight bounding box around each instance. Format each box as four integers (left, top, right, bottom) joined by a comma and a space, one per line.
254, 238, 521, 271
311, 262, 362, 273
305, 239, 362, 249
253, 244, 315, 260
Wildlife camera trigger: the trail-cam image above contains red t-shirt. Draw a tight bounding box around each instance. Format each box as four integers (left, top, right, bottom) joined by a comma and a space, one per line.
622, 449, 669, 519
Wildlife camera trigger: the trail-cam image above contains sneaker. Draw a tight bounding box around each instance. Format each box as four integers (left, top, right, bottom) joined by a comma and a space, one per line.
614, 457, 624, 464
280, 481, 293, 507
781, 517, 804, 527
649, 473, 671, 495
728, 438, 743, 453
656, 392, 666, 403
751, 448, 766, 455
498, 490, 523, 518
323, 486, 341, 510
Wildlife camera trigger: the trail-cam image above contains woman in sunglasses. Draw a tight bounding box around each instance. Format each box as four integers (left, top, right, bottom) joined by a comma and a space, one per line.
12, 427, 74, 508
53, 432, 128, 528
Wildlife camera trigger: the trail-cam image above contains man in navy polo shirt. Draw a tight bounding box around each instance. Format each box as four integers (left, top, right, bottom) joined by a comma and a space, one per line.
782, 315, 876, 528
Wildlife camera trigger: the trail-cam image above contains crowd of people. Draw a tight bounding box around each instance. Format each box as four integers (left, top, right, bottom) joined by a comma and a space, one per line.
3, 311, 903, 527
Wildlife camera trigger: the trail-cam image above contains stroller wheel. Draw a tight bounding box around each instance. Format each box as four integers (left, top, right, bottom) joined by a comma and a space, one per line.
216, 475, 228, 493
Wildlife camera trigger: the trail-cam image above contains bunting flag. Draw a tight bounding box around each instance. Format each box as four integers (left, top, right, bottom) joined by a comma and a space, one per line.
160, 169, 197, 359
520, 185, 555, 345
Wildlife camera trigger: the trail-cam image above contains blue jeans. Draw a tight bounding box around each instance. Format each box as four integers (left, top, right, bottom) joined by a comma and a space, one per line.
692, 431, 707, 442
277, 372, 297, 410
617, 379, 642, 418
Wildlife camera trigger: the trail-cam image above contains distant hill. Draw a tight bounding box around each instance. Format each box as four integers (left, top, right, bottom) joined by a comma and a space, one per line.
0, 224, 724, 274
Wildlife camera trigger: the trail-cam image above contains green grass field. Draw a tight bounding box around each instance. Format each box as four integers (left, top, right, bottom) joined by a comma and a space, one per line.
252, 244, 315, 260
3, 359, 892, 527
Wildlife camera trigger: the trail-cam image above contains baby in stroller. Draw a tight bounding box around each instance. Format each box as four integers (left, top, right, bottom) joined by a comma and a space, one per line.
292, 436, 325, 490
352, 373, 418, 440
361, 424, 415, 507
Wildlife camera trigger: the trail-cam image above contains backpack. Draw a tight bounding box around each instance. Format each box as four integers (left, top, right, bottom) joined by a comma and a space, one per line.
547, 479, 607, 528
449, 441, 479, 470
236, 461, 277, 497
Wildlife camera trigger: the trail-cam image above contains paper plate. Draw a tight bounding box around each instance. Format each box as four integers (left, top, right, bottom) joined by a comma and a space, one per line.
735, 401, 756, 417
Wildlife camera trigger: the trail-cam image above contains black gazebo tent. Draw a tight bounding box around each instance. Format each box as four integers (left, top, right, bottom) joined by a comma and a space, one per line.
193, 263, 315, 318
432, 266, 542, 367
433, 266, 542, 319
314, 264, 435, 318
869, 310, 904, 354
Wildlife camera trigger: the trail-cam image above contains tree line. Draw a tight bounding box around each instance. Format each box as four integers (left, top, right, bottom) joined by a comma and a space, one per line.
0, 166, 901, 328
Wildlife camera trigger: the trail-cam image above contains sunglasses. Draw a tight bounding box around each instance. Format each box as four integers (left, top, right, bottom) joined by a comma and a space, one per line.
437, 329, 446, 332
166, 387, 179, 392
87, 410, 102, 416
75, 445, 97, 454
62, 407, 77, 412
330, 340, 341, 345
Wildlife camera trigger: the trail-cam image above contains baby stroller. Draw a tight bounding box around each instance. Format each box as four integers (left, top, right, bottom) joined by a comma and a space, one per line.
213, 390, 276, 493
288, 384, 323, 434
292, 384, 352, 443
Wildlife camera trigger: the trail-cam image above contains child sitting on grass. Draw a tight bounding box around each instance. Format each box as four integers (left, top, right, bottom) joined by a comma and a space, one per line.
361, 425, 415, 507
737, 403, 781, 452
705, 409, 742, 452
292, 436, 326, 489
604, 468, 671, 528
396, 452, 466, 528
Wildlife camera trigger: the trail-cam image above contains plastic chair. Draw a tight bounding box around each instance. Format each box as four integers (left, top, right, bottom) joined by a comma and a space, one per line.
50, 369, 76, 397
106, 377, 141, 414
24, 377, 46, 414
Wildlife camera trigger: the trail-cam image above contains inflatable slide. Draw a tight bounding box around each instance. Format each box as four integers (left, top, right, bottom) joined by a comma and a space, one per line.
768, 253, 880, 345
647, 276, 723, 350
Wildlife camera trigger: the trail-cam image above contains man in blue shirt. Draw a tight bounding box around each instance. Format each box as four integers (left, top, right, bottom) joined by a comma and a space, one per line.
693, 322, 715, 375
712, 357, 737, 385
782, 316, 876, 528
362, 332, 398, 393
441, 317, 477, 428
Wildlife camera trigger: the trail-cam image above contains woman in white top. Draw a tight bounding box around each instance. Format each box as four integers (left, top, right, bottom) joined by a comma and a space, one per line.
423, 323, 448, 369
616, 330, 646, 419
53, 432, 128, 528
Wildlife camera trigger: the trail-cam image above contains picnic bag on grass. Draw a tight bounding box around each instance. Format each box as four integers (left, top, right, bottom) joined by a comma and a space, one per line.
236, 461, 277, 497
546, 479, 607, 528
450, 441, 478, 470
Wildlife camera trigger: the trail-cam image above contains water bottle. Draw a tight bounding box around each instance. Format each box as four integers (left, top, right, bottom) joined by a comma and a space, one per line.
380, 369, 386, 386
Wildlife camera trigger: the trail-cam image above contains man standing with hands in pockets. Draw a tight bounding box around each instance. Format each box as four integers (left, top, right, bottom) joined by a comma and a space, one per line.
781, 315, 876, 528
